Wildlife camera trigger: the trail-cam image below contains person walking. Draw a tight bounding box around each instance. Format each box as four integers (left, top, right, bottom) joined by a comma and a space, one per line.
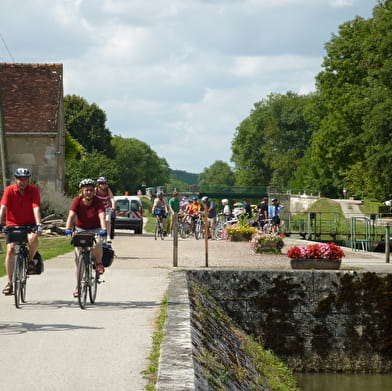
168, 191, 180, 236
201, 196, 217, 239
0, 168, 43, 296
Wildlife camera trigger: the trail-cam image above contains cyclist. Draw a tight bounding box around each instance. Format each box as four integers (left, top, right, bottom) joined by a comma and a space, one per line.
201, 196, 217, 239
64, 179, 107, 298
95, 176, 115, 243
0, 168, 43, 296
221, 198, 232, 221
268, 198, 284, 233
256, 197, 269, 228
152, 192, 168, 236
183, 196, 203, 232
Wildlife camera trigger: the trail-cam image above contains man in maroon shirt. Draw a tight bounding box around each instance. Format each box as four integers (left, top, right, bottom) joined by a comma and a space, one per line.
0, 168, 42, 296
65, 178, 107, 298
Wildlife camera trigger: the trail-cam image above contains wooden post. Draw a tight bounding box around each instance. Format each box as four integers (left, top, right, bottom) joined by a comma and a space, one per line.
386, 224, 390, 264
173, 213, 178, 267
204, 208, 209, 268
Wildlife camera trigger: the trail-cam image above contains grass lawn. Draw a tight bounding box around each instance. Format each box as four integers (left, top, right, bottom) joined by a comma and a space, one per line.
0, 236, 74, 277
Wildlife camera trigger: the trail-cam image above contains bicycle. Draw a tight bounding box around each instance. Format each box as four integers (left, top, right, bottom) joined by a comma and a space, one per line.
194, 213, 205, 240
178, 214, 192, 239
4, 225, 37, 309
71, 231, 103, 309
154, 214, 164, 240
214, 214, 238, 240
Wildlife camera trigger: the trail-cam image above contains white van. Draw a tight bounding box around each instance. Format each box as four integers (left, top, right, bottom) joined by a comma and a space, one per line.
114, 196, 143, 234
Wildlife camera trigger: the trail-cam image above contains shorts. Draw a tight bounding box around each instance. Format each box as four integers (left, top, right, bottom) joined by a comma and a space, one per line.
272, 215, 281, 225
5, 224, 36, 244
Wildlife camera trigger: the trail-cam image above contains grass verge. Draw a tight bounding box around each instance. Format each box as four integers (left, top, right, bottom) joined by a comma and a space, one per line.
142, 294, 168, 391
0, 236, 73, 277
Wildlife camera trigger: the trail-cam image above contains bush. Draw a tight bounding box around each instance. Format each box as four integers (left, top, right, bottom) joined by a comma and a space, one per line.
41, 189, 71, 219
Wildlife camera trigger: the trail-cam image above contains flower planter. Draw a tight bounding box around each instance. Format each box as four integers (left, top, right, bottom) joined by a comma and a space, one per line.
253, 243, 282, 254
290, 258, 341, 270
228, 233, 252, 242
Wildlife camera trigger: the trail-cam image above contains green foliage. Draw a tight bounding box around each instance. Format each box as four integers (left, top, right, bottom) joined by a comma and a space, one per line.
111, 136, 170, 195
170, 169, 199, 185
198, 160, 235, 187
231, 92, 312, 188
65, 151, 120, 196
41, 189, 72, 219
64, 94, 114, 157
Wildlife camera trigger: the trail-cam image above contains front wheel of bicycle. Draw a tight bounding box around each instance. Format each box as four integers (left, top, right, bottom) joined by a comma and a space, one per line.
77, 253, 89, 309
195, 220, 202, 240
89, 255, 98, 303
179, 222, 191, 239
13, 254, 23, 308
20, 255, 28, 303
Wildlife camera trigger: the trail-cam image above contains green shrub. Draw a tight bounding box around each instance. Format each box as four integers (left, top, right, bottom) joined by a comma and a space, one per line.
41, 189, 71, 219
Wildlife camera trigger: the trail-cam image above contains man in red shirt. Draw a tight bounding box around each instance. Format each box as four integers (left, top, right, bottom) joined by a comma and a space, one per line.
65, 178, 107, 298
0, 168, 42, 296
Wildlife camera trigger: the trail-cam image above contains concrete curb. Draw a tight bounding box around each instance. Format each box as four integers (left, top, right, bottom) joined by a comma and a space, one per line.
156, 271, 195, 390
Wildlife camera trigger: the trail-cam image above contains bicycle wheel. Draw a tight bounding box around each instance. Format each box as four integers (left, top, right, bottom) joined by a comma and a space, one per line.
20, 253, 28, 303
89, 255, 98, 303
159, 220, 164, 240
77, 253, 89, 309
13, 254, 23, 308
154, 219, 159, 240
214, 221, 224, 240
179, 222, 191, 239
195, 219, 202, 240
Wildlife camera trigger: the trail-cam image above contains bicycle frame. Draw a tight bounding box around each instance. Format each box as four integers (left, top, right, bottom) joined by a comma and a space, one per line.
72, 232, 102, 309
5, 226, 34, 309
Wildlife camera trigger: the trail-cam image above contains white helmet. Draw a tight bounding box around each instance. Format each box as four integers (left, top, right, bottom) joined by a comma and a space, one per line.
202, 196, 209, 202
222, 198, 228, 205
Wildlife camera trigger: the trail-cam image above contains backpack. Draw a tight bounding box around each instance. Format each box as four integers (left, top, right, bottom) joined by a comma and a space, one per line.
102, 243, 115, 267
32, 251, 44, 274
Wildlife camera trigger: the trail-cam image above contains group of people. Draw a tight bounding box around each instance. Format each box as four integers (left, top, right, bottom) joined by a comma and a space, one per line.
152, 192, 217, 237
0, 168, 115, 298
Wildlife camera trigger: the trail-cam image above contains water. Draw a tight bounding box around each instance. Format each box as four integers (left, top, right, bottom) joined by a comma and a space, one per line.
295, 373, 392, 391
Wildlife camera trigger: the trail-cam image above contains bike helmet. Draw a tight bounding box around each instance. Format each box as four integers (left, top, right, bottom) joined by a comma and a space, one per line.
14, 168, 31, 177
97, 176, 107, 183
271, 198, 278, 202
79, 178, 95, 189
191, 196, 198, 200
222, 198, 228, 205
157, 192, 163, 197
201, 196, 208, 202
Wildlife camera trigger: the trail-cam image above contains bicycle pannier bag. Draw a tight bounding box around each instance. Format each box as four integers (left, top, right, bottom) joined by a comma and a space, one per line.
32, 251, 44, 274
102, 243, 114, 267
72, 232, 95, 247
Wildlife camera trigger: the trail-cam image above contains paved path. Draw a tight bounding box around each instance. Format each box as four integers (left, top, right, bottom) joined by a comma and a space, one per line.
1, 230, 392, 391
0, 231, 170, 391
332, 198, 366, 218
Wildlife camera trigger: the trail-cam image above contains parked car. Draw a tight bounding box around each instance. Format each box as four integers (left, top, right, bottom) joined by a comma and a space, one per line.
114, 196, 143, 234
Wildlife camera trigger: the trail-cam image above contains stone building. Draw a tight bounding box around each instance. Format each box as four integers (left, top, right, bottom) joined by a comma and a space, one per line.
0, 63, 65, 192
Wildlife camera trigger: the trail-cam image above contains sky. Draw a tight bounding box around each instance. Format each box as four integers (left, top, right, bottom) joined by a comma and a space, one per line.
0, 0, 375, 174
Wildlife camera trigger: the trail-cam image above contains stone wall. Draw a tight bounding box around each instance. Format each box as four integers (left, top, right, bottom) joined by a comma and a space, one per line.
186, 270, 392, 373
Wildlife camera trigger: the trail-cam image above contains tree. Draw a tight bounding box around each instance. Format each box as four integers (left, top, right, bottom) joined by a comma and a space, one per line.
231, 92, 312, 188
303, 0, 392, 199
64, 95, 114, 158
198, 160, 235, 187
65, 151, 120, 196
111, 136, 170, 194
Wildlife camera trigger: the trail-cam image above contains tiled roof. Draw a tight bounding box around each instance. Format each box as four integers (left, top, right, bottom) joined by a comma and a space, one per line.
0, 63, 63, 134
